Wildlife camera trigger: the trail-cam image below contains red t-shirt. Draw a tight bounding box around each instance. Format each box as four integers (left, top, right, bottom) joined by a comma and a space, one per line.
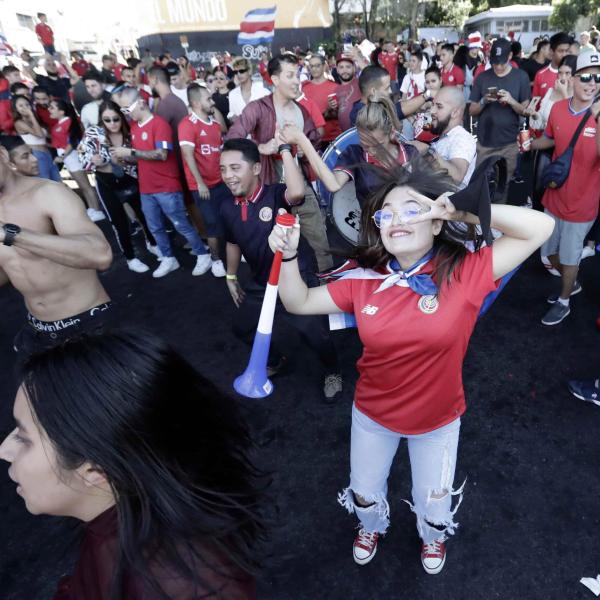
327, 247, 498, 434
297, 94, 325, 129
441, 64, 465, 87
178, 112, 222, 190
532, 65, 558, 103
130, 115, 182, 194
71, 60, 90, 77
36, 105, 57, 129
302, 79, 341, 142
0, 100, 14, 134
51, 117, 71, 150
336, 78, 361, 132
542, 99, 600, 223
378, 51, 399, 82
35, 23, 54, 46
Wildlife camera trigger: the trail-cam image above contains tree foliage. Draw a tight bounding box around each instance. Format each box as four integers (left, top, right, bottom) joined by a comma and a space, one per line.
549, 0, 596, 32
424, 0, 472, 28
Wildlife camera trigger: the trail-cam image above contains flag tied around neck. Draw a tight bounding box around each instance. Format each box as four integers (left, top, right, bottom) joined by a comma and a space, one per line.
374, 250, 438, 296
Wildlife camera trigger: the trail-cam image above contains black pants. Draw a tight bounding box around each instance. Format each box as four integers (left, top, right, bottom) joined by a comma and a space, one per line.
96, 171, 155, 260
233, 279, 339, 372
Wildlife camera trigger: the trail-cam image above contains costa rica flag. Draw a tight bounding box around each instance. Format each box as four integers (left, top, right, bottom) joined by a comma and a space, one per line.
237, 6, 277, 45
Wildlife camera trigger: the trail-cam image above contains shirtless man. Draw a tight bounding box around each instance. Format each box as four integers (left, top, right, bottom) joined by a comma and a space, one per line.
0, 147, 113, 355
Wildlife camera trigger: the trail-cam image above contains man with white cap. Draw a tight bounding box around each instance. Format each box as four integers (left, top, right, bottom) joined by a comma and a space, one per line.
528, 51, 600, 325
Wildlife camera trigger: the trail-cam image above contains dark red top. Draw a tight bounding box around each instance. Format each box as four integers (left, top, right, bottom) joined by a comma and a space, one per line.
53, 507, 256, 600
36, 23, 54, 46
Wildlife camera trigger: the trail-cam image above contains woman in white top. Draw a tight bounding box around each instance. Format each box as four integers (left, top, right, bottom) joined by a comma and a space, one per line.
11, 95, 61, 182
227, 57, 270, 122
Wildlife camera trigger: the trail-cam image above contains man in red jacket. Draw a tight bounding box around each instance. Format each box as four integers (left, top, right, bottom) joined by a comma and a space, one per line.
227, 53, 332, 270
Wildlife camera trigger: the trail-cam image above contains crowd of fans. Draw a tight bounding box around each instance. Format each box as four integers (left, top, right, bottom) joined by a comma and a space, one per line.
0, 14, 599, 599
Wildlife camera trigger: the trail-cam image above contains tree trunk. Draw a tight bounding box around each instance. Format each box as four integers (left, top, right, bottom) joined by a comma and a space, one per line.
368, 0, 381, 39
409, 0, 420, 40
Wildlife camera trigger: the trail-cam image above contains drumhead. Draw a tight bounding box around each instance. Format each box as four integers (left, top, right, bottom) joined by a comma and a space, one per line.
330, 181, 361, 245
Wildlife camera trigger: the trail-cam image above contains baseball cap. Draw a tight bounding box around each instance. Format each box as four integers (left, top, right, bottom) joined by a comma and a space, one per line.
575, 51, 600, 74
490, 38, 511, 65
336, 53, 354, 65
165, 61, 179, 76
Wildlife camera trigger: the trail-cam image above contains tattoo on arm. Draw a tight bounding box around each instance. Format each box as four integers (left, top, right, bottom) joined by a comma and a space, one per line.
132, 148, 167, 161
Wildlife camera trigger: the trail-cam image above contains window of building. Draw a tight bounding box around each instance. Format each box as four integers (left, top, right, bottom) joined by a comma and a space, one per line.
16, 13, 35, 30
541, 19, 548, 30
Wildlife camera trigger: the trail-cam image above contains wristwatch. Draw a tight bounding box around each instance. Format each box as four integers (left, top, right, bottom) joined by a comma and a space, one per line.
2, 223, 21, 246
130, 149, 137, 158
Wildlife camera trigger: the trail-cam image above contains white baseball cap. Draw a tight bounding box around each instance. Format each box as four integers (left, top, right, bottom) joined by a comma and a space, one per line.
575, 51, 600, 74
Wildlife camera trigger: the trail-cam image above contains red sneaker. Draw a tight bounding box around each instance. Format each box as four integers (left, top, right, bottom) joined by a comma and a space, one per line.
353, 527, 379, 565
421, 539, 446, 574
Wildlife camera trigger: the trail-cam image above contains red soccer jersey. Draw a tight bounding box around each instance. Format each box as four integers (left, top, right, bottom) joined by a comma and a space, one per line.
0, 100, 14, 134
36, 105, 57, 129
378, 51, 399, 82
178, 112, 222, 190
35, 23, 54, 46
532, 65, 558, 102
130, 114, 182, 194
542, 99, 600, 223
297, 94, 325, 129
71, 60, 90, 77
302, 79, 341, 142
51, 117, 71, 150
441, 64, 465, 87
327, 247, 498, 434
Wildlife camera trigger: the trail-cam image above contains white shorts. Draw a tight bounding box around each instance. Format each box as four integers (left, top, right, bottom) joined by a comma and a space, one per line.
63, 151, 83, 173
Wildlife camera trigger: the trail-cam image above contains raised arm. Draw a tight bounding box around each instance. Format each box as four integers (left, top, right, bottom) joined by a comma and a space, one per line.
268, 219, 343, 315
0, 183, 112, 270
279, 123, 349, 192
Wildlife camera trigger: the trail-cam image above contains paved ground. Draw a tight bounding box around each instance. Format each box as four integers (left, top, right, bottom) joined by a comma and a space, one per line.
1, 206, 600, 600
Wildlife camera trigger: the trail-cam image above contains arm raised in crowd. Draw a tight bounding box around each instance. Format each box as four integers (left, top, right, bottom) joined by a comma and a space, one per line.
279, 123, 349, 193
0, 183, 112, 270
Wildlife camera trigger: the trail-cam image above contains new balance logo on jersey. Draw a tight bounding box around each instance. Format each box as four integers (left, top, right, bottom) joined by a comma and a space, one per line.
361, 304, 379, 315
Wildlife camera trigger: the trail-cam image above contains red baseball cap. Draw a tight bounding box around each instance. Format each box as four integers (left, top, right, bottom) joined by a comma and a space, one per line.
336, 53, 354, 65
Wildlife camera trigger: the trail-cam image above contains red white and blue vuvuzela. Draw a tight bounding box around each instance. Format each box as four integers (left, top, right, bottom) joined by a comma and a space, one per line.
234, 213, 296, 399
237, 6, 277, 46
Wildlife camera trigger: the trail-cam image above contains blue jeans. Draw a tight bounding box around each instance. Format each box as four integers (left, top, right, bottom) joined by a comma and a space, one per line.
32, 149, 61, 182
140, 192, 208, 258
191, 181, 228, 238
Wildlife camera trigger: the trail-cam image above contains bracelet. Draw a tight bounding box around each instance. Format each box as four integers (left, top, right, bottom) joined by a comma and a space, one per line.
278, 143, 293, 154
130, 149, 137, 158
226, 274, 237, 280
282, 254, 298, 262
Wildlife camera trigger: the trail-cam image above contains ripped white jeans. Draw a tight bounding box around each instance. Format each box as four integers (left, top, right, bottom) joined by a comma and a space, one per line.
338, 404, 464, 545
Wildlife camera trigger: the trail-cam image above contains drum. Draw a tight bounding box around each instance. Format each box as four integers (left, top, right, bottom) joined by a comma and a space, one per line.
318, 127, 362, 246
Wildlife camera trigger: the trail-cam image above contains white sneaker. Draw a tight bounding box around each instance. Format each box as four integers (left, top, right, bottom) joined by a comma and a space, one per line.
146, 243, 163, 261
192, 254, 212, 276
581, 246, 596, 260
87, 208, 106, 222
152, 256, 179, 278
127, 258, 150, 273
241, 255, 247, 263
541, 255, 561, 277
211, 259, 226, 277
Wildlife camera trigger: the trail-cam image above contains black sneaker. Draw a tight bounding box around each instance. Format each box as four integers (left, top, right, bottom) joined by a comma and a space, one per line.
542, 302, 571, 325
568, 379, 600, 406
547, 281, 582, 304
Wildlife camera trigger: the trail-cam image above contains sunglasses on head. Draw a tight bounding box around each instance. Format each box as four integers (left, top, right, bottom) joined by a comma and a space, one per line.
233, 68, 248, 75
102, 116, 121, 123
120, 99, 139, 115
576, 73, 600, 84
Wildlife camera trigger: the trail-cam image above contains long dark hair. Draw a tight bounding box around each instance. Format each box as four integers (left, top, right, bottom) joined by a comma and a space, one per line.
20, 329, 266, 599
51, 98, 83, 147
98, 99, 131, 142
357, 156, 477, 289
10, 95, 38, 124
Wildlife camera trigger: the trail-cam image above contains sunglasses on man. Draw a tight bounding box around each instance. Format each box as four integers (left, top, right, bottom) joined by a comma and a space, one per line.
233, 68, 248, 75
576, 73, 600, 84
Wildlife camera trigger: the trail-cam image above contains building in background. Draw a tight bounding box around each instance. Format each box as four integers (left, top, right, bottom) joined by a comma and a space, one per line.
135, 0, 333, 65
464, 4, 555, 51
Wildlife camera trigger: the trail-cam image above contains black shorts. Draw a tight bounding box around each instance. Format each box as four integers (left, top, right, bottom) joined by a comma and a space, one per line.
13, 302, 113, 357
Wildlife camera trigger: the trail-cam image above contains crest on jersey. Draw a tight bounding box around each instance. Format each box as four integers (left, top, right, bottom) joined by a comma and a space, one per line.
259, 207, 272, 222
141, 132, 148, 141
418, 294, 439, 314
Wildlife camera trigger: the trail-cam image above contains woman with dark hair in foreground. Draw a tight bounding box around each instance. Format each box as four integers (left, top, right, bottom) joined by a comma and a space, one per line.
0, 330, 264, 599
268, 159, 554, 574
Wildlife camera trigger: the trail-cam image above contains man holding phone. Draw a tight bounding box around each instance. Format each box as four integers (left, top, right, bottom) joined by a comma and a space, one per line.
469, 38, 531, 199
